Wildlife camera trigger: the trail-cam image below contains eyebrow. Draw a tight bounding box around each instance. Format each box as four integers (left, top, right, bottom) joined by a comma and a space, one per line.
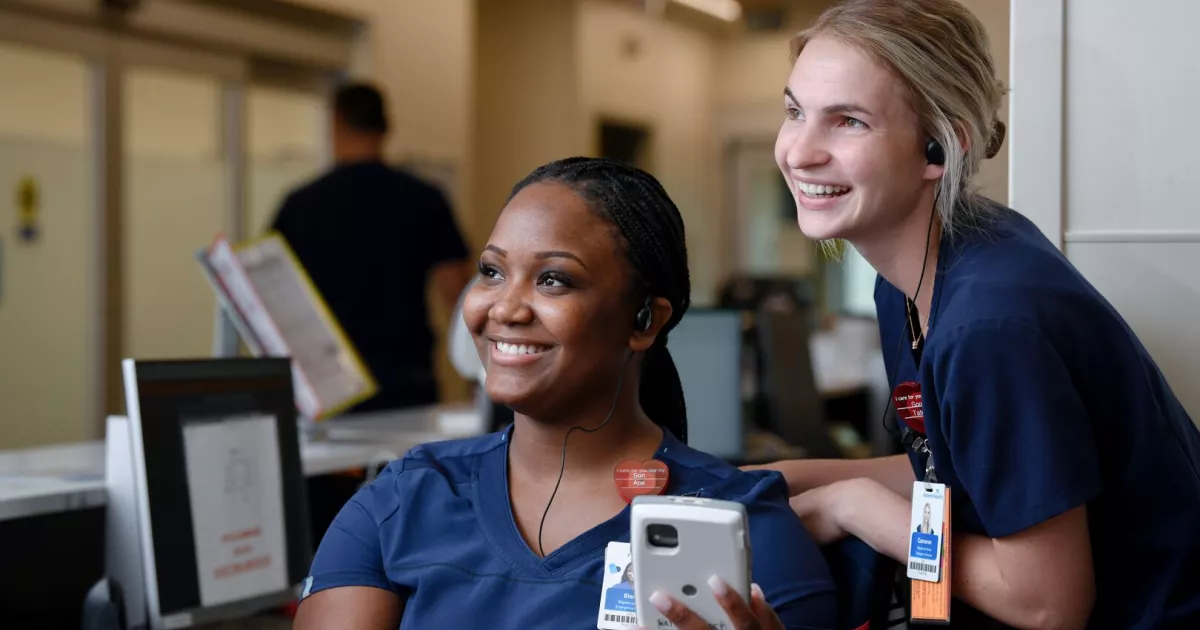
537, 250, 587, 269
484, 245, 587, 269
784, 88, 874, 117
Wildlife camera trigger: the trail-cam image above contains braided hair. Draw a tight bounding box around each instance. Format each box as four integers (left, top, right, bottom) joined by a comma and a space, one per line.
508, 157, 691, 444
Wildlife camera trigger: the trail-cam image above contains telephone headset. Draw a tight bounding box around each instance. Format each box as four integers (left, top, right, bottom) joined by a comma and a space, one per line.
880, 136, 945, 441
880, 121, 1006, 442
536, 295, 655, 557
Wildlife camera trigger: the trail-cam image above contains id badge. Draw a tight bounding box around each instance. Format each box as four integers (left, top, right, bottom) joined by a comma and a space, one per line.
597, 541, 637, 630
909, 483, 952, 624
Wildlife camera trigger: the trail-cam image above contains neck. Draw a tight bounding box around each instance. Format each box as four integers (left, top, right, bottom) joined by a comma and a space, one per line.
508, 371, 664, 480
333, 137, 382, 165
851, 189, 942, 331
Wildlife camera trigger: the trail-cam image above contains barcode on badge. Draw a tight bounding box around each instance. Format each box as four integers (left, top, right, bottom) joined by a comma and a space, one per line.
605, 613, 637, 624
909, 561, 937, 573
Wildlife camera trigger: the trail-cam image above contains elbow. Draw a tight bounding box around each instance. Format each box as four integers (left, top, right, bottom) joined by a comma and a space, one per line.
1023, 586, 1094, 630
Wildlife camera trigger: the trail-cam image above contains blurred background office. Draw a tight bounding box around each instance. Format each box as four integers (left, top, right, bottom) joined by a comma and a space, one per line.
0, 0, 1017, 453
1, 0, 1198, 625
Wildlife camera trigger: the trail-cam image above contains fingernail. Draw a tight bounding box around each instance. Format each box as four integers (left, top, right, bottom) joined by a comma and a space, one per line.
707, 575, 729, 596
649, 590, 671, 613
751, 583, 765, 600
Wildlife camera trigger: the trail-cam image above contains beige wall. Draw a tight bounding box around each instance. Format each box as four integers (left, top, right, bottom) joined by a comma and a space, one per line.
473, 0, 584, 245
577, 0, 721, 304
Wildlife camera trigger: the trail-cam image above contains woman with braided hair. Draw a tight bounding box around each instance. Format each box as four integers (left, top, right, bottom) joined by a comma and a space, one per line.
295, 156, 836, 630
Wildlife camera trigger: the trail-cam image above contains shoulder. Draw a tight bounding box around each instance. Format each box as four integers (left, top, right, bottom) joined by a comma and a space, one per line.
354, 432, 505, 518
380, 166, 449, 202
931, 203, 1122, 333
662, 443, 791, 505
664, 445, 836, 604
395, 431, 505, 480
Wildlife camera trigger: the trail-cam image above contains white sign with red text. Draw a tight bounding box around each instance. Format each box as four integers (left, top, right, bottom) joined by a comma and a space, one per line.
182, 414, 288, 607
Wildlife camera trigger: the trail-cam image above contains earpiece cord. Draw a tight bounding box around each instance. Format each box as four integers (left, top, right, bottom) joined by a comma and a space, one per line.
880, 190, 940, 438
537, 351, 636, 558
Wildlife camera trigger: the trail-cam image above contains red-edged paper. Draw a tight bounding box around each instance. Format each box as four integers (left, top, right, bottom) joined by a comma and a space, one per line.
613, 459, 669, 504
892, 381, 926, 434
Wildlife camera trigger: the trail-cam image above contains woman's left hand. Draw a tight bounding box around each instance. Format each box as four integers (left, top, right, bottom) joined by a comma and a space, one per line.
631, 578, 783, 630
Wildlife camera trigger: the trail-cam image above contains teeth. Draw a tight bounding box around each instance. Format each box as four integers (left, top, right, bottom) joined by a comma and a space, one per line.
798, 182, 850, 196
495, 341, 550, 356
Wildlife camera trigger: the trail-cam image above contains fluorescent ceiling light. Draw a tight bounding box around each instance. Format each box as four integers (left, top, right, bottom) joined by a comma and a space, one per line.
672, 0, 742, 22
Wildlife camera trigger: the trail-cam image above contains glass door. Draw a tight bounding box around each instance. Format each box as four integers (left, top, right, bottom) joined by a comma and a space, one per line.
119, 40, 247, 362
0, 36, 99, 449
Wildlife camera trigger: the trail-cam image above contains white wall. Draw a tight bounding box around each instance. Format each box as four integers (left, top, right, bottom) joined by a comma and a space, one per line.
1011, 0, 1200, 421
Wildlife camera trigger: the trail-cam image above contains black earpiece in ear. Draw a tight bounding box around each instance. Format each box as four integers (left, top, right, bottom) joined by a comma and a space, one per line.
635, 296, 654, 333
924, 138, 946, 166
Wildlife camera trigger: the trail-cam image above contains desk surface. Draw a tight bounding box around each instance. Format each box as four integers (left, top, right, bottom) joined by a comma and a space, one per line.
0, 404, 477, 523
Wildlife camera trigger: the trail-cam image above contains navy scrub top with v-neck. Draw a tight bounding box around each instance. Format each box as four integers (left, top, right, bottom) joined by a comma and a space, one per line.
877, 203, 1200, 628
301, 426, 837, 629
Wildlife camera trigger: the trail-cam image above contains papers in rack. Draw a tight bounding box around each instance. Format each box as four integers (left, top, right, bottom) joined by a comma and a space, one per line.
197, 233, 377, 420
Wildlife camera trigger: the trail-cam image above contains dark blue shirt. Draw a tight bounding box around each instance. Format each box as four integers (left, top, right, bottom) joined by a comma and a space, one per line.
302, 427, 837, 629
877, 203, 1200, 628
272, 161, 468, 411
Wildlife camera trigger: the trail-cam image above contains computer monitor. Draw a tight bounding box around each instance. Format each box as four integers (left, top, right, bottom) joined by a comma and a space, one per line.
111, 358, 311, 630
756, 309, 843, 459
667, 309, 745, 461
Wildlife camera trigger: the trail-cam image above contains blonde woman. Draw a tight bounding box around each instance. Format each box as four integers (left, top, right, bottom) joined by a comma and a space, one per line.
744, 1, 1200, 629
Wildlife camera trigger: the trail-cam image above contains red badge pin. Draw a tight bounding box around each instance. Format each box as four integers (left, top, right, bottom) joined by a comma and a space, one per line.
613, 459, 669, 504
892, 381, 926, 434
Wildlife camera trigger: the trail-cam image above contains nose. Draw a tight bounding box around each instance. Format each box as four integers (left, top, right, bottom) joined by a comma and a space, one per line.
777, 123, 831, 173
489, 282, 534, 326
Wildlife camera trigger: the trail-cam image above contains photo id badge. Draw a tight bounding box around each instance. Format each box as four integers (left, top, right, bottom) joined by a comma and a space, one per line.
597, 541, 637, 630
910, 484, 952, 624
907, 482, 946, 582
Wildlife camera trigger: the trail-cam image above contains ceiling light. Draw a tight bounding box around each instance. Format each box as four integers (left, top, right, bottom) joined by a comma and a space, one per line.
672, 0, 742, 22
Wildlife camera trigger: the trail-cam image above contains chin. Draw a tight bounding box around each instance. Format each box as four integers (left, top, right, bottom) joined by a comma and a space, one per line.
796, 212, 851, 242
483, 375, 546, 418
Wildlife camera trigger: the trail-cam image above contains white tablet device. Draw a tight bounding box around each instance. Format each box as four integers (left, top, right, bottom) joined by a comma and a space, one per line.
630, 495, 752, 628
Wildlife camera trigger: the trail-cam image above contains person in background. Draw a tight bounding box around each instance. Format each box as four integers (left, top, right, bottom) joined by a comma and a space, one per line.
271, 82, 472, 413
751, 0, 1200, 628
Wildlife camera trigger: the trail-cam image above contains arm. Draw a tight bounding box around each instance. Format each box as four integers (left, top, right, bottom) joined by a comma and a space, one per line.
749, 454, 915, 498
294, 587, 403, 630
431, 260, 473, 312
830, 320, 1100, 629
744, 472, 838, 629
424, 189, 472, 312
829, 479, 1095, 630
294, 484, 407, 629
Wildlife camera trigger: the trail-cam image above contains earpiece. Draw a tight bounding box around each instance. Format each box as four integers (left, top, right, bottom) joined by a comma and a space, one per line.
924, 138, 946, 166
635, 296, 654, 333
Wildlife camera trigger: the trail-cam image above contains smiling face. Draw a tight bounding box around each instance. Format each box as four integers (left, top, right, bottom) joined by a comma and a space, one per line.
461, 181, 641, 418
775, 35, 944, 243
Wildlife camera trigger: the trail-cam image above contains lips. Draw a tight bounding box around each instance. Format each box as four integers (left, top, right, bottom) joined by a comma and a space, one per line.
797, 181, 851, 198
494, 341, 550, 356
487, 339, 555, 367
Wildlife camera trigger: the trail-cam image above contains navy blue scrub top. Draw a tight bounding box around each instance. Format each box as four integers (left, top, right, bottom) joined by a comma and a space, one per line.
302, 426, 838, 629
877, 202, 1200, 628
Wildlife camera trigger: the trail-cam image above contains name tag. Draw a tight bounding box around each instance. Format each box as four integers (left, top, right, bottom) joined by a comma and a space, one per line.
597, 541, 637, 630
909, 482, 952, 624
